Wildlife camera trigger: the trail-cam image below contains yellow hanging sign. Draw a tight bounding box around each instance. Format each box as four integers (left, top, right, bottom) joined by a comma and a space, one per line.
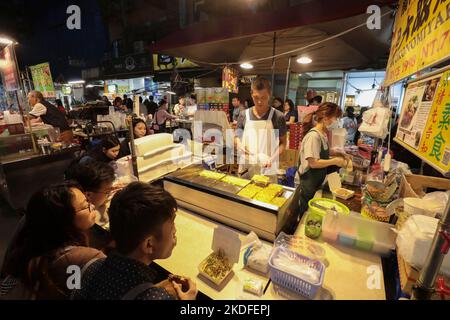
385, 0, 450, 86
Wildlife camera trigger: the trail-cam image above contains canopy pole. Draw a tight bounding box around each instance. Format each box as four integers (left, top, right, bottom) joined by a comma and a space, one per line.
271, 32, 277, 90
283, 56, 292, 101
412, 198, 450, 300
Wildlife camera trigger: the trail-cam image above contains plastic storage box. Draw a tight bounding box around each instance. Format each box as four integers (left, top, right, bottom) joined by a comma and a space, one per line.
269, 247, 325, 299
322, 212, 396, 256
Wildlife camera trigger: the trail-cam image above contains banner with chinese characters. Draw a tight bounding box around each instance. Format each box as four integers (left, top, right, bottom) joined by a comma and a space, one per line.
29, 62, 56, 98
222, 66, 239, 93
385, 0, 450, 86
395, 67, 450, 177
0, 45, 18, 91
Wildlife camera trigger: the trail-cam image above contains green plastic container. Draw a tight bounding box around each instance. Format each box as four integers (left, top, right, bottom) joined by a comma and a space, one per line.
305, 198, 350, 240
308, 198, 350, 217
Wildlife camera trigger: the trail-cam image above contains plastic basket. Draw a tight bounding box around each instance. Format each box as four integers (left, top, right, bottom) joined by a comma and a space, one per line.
269, 247, 325, 299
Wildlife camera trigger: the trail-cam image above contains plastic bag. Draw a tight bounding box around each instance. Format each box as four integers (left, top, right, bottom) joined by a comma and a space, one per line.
242, 233, 272, 274
358, 107, 391, 139
273, 232, 326, 263
396, 215, 450, 276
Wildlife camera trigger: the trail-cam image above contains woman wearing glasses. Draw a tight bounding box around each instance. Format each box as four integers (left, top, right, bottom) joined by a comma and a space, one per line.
0, 183, 106, 300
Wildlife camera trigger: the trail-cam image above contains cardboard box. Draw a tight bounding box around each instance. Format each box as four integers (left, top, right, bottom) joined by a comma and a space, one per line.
399, 174, 450, 198
279, 149, 299, 170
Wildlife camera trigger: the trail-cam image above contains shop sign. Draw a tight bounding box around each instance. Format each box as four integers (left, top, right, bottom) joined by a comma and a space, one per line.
153, 54, 198, 71
61, 85, 72, 95
395, 67, 450, 177
29, 62, 56, 98
222, 66, 239, 93
0, 45, 18, 91
102, 53, 153, 77
385, 0, 450, 86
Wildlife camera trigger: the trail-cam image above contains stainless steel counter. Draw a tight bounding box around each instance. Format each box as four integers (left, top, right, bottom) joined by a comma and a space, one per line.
163, 165, 299, 241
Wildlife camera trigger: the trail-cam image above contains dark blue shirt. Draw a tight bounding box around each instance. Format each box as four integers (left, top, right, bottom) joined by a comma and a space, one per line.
72, 253, 174, 300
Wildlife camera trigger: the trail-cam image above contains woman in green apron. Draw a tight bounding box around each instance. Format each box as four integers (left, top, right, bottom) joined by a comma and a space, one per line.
297, 102, 349, 217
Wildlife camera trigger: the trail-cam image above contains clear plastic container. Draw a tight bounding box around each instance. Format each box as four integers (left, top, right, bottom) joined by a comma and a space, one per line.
322, 212, 396, 256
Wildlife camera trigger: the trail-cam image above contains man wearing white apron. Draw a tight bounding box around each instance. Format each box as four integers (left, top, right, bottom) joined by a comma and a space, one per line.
235, 77, 287, 182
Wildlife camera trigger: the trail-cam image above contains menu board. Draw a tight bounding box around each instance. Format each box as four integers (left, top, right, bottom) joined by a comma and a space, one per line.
29, 62, 56, 98
395, 67, 450, 177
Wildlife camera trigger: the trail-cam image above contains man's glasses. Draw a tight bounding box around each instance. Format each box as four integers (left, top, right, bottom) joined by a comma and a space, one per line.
76, 200, 93, 214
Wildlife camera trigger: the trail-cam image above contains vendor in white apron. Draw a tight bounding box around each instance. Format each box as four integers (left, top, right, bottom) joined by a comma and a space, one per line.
235, 77, 287, 182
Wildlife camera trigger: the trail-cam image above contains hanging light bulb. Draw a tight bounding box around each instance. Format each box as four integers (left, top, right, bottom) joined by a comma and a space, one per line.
240, 62, 254, 70
296, 56, 312, 64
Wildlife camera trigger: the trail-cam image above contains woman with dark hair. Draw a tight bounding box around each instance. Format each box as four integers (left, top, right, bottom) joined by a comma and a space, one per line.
153, 100, 177, 134
272, 97, 284, 112
297, 103, 349, 217
80, 135, 121, 165
283, 99, 298, 124
0, 183, 105, 299
119, 118, 150, 158
113, 97, 127, 112
342, 106, 358, 145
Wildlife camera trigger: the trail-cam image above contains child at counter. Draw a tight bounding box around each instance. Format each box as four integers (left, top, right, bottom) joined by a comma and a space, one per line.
71, 182, 198, 300
0, 183, 105, 299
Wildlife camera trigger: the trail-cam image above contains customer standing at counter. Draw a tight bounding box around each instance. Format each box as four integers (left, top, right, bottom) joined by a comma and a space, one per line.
27, 90, 72, 143
342, 106, 358, 145
119, 118, 150, 158
232, 97, 246, 123
79, 135, 121, 165
153, 100, 177, 134
0, 183, 105, 299
72, 182, 198, 300
236, 76, 287, 180
65, 161, 115, 212
173, 97, 186, 117
284, 99, 298, 124
297, 103, 349, 216
272, 97, 284, 112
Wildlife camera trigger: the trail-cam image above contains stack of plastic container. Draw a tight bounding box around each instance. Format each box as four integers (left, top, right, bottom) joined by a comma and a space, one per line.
321, 212, 396, 255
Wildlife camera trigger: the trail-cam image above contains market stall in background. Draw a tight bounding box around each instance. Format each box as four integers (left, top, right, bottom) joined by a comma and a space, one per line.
0, 0, 449, 301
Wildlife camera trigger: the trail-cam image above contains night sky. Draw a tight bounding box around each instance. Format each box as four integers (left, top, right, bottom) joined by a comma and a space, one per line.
1, 0, 109, 81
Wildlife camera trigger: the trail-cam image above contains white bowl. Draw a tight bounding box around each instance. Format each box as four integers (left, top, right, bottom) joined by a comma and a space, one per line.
403, 197, 441, 218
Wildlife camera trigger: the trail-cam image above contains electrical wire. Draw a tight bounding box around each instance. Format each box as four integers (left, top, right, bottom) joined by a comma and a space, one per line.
186, 9, 394, 67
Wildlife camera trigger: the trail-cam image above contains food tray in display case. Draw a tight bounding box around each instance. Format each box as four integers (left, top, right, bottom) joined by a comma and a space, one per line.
163, 165, 299, 241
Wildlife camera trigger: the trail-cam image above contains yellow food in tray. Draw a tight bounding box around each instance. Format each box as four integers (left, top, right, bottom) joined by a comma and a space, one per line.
265, 184, 284, 195
221, 175, 251, 187
270, 197, 287, 207
253, 191, 277, 203
199, 170, 226, 180
238, 184, 264, 199
251, 175, 270, 186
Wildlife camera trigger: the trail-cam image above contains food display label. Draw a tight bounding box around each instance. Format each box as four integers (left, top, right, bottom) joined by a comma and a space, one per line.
212, 226, 241, 264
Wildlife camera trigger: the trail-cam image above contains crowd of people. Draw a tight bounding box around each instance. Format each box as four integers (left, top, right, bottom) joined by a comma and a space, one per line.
0, 158, 198, 300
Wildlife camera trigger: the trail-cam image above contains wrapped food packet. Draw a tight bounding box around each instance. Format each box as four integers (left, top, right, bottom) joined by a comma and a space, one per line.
243, 241, 271, 274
